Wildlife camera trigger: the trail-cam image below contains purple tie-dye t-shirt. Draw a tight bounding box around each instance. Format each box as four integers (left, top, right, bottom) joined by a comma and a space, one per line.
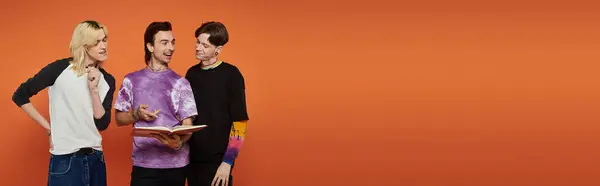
114, 68, 198, 169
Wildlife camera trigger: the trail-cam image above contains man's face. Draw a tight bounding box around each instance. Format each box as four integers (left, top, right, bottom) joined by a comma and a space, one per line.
196, 33, 220, 61
149, 31, 175, 63
86, 30, 108, 62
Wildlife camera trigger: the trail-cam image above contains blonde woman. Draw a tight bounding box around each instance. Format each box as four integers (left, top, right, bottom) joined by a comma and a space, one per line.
12, 20, 115, 186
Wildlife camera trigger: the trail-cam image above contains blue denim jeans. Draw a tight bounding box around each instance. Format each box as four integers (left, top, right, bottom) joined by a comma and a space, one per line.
47, 149, 107, 186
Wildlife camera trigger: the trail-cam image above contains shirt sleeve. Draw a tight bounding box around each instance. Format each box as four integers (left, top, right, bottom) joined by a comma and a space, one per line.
223, 121, 247, 165
12, 59, 69, 107
114, 76, 133, 112
175, 78, 198, 120
94, 70, 116, 131
229, 66, 249, 122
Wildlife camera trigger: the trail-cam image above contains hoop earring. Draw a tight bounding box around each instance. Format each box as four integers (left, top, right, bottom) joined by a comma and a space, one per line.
215, 52, 219, 56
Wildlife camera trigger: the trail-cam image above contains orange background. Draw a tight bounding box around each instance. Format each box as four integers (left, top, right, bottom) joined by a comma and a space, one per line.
2, 0, 600, 185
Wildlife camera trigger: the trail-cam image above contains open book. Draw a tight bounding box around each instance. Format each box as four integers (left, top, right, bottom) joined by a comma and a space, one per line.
132, 125, 207, 137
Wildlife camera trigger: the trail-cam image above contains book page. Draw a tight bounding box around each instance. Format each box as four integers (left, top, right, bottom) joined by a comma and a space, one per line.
132, 125, 207, 137
134, 126, 171, 131
171, 125, 207, 134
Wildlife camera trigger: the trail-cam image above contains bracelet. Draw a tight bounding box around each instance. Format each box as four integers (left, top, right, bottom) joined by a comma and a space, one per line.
132, 110, 140, 121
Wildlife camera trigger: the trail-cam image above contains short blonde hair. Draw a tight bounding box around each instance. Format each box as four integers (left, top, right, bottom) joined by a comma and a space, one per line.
69, 20, 108, 76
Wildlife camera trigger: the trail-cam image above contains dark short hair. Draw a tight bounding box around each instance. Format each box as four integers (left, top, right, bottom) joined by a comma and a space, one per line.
144, 22, 172, 63
195, 21, 228, 46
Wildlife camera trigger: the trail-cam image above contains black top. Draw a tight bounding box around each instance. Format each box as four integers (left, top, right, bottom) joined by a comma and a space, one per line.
185, 62, 249, 162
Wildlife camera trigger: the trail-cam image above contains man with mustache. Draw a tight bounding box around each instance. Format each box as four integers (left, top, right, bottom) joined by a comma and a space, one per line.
114, 21, 198, 186
12, 20, 115, 186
